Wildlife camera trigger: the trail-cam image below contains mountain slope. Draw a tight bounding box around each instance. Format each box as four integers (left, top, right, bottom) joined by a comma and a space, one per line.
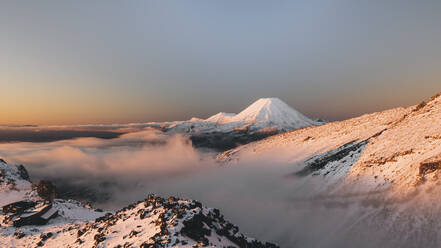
0, 161, 278, 248
0, 159, 34, 207
219, 93, 441, 193
1, 195, 278, 248
218, 92, 441, 247
205, 112, 235, 124
218, 105, 409, 166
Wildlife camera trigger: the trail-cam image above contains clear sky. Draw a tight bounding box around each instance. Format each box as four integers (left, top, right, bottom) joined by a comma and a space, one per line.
2, 1, 440, 125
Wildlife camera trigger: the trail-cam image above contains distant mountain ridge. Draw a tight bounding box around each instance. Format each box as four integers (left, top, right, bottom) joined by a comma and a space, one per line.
163, 97, 319, 133
0, 98, 319, 150
153, 98, 321, 151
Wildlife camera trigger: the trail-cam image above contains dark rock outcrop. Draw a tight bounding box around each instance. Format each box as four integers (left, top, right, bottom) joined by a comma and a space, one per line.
35, 180, 57, 201
419, 155, 441, 176
16, 165, 30, 181
90, 194, 279, 248
190, 130, 279, 151
296, 140, 368, 176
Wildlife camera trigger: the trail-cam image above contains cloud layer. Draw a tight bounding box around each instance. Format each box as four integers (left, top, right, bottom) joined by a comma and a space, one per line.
0, 129, 399, 248
0, 128, 214, 201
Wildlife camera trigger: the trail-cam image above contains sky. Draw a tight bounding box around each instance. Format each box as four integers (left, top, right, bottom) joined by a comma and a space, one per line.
1, 0, 441, 125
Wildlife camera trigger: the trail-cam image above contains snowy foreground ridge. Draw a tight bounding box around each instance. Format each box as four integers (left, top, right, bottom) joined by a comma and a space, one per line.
219, 93, 441, 247
219, 92, 441, 191
0, 160, 278, 248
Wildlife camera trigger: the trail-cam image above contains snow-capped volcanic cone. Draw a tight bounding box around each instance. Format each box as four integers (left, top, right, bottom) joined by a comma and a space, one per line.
227, 98, 317, 131
155, 98, 320, 150
162, 97, 318, 134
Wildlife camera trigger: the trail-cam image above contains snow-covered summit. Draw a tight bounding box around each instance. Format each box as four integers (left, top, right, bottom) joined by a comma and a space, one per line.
205, 112, 235, 124
157, 98, 319, 150
163, 97, 318, 134
228, 98, 317, 130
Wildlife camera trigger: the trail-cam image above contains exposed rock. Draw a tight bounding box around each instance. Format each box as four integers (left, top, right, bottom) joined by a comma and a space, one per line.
181, 213, 211, 243
40, 232, 53, 241
190, 130, 278, 151
419, 155, 441, 176
14, 230, 25, 239
87, 194, 279, 248
35, 180, 57, 201
16, 165, 30, 181
363, 149, 414, 167
414, 92, 441, 112
296, 140, 368, 176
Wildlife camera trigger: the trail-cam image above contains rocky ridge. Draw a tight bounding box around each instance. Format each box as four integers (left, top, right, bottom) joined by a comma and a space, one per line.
0, 160, 278, 248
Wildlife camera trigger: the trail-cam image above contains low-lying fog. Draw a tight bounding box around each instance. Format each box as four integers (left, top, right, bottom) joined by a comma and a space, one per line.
0, 128, 393, 247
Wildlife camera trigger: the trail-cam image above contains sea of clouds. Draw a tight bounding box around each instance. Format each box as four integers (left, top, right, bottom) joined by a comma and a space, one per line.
0, 127, 405, 248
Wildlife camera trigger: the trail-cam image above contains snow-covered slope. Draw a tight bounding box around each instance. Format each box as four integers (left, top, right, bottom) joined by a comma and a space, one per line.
218, 93, 441, 247
0, 159, 34, 207
0, 161, 278, 248
219, 93, 441, 192
1, 195, 278, 248
218, 105, 409, 166
205, 112, 235, 124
